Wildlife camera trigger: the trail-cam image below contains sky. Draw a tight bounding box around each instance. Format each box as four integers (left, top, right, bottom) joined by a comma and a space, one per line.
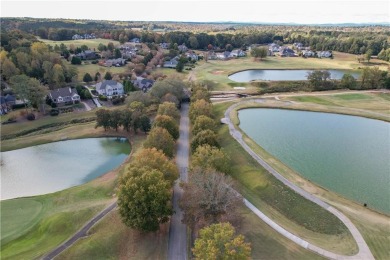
1, 0, 389, 24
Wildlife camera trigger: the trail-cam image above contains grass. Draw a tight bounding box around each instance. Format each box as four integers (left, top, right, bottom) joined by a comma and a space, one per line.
69, 63, 128, 81
215, 92, 390, 259
332, 93, 374, 100
39, 38, 121, 49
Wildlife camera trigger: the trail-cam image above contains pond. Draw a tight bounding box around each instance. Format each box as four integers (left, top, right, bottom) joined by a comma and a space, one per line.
238, 108, 390, 214
0, 138, 131, 200
228, 69, 360, 82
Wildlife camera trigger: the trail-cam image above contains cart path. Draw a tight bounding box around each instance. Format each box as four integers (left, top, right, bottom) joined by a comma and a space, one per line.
41, 201, 117, 260
168, 102, 189, 260
222, 100, 375, 260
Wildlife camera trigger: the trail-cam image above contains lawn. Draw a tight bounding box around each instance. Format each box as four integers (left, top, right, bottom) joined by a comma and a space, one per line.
39, 38, 121, 49
0, 133, 145, 259
69, 63, 128, 81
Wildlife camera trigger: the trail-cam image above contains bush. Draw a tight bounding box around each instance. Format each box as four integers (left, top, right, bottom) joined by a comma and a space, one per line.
50, 109, 60, 116
91, 60, 98, 64
27, 113, 36, 121
99, 95, 108, 101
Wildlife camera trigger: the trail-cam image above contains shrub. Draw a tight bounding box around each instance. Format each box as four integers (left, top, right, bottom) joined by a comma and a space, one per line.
50, 109, 60, 116
27, 113, 36, 121
99, 95, 108, 101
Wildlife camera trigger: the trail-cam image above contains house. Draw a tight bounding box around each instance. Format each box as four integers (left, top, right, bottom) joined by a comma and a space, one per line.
160, 42, 169, 49
49, 87, 80, 106
100, 58, 126, 67
280, 48, 296, 57
121, 50, 136, 59
216, 51, 231, 60
76, 50, 99, 60
72, 34, 83, 40
130, 38, 140, 43
317, 51, 332, 58
186, 51, 198, 61
269, 43, 281, 52
71, 34, 96, 40
119, 44, 138, 52
132, 77, 155, 92
0, 94, 16, 114
207, 51, 218, 60
229, 49, 246, 58
302, 50, 315, 57
95, 80, 124, 97
248, 44, 261, 51
163, 58, 179, 68
178, 44, 188, 52
293, 42, 304, 50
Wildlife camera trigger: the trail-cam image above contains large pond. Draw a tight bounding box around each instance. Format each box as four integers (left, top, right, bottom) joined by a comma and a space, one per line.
228, 69, 360, 82
0, 138, 131, 200
238, 108, 390, 214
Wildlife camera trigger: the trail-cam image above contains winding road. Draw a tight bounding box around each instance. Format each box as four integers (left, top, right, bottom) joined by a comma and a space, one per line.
222, 100, 375, 260
168, 102, 189, 260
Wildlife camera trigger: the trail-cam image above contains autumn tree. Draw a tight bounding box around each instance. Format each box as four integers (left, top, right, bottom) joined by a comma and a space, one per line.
180, 168, 241, 229
1, 58, 19, 80
132, 148, 179, 184
153, 115, 179, 140
161, 93, 180, 107
191, 89, 211, 102
192, 223, 251, 260
157, 102, 180, 120
191, 145, 230, 173
191, 129, 220, 152
144, 127, 176, 158
189, 99, 213, 123
150, 79, 185, 101
192, 115, 217, 136
117, 166, 173, 232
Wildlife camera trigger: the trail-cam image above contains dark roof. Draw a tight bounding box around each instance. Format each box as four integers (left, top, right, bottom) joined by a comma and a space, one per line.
50, 87, 79, 100
4, 94, 15, 102
141, 79, 154, 84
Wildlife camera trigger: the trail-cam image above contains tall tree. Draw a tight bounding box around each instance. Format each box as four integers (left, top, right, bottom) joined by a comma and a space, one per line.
117, 166, 173, 232
192, 223, 251, 260
157, 102, 180, 120
192, 115, 217, 136
1, 58, 19, 80
139, 115, 151, 133
191, 145, 230, 173
153, 115, 179, 139
189, 99, 213, 123
144, 127, 176, 158
95, 109, 111, 131
83, 73, 93, 83
104, 71, 112, 80
10, 74, 30, 112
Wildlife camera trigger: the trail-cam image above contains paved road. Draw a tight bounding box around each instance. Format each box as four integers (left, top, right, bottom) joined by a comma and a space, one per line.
168, 102, 189, 260
223, 100, 375, 260
41, 202, 117, 260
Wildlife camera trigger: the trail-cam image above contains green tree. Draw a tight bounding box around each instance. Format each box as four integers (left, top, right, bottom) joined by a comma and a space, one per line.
132, 148, 179, 185
110, 109, 122, 131
104, 71, 113, 80
117, 166, 173, 232
27, 78, 48, 110
71, 56, 82, 65
10, 74, 30, 112
83, 73, 93, 83
365, 49, 373, 63
97, 43, 107, 52
124, 80, 136, 93
139, 115, 151, 133
192, 223, 251, 260
144, 127, 176, 158
2, 58, 20, 80
153, 115, 179, 139
191, 145, 230, 173
191, 129, 220, 152
307, 70, 331, 90
114, 48, 122, 59
107, 42, 115, 51
95, 109, 111, 131
192, 115, 217, 136
189, 36, 199, 49
340, 73, 357, 90
150, 79, 185, 101
176, 61, 184, 72
121, 109, 133, 132
94, 72, 101, 82
225, 44, 233, 52
250, 47, 268, 60
191, 89, 211, 102
157, 102, 180, 120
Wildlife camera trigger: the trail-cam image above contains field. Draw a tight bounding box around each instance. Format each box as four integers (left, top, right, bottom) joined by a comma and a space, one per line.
39, 38, 121, 49
192, 52, 389, 91
69, 63, 128, 81
214, 91, 390, 259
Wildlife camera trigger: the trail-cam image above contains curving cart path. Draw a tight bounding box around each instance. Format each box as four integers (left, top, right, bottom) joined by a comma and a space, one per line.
222, 100, 374, 260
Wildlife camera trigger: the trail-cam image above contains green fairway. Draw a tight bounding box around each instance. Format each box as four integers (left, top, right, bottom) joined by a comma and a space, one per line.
69, 64, 128, 81
291, 96, 336, 106
333, 93, 374, 100
39, 38, 121, 49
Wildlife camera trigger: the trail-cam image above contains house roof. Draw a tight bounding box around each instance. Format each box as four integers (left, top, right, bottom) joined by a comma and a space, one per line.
50, 87, 79, 100
96, 80, 123, 91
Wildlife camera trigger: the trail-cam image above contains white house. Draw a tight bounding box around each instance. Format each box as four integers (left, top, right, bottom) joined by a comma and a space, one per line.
186, 51, 198, 61
317, 51, 332, 58
230, 49, 246, 58
49, 87, 80, 106
95, 80, 124, 97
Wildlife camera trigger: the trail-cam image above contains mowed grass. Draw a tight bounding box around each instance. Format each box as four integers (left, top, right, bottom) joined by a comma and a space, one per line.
291, 96, 336, 106
333, 93, 374, 100
69, 64, 128, 81
39, 38, 121, 49
56, 210, 168, 260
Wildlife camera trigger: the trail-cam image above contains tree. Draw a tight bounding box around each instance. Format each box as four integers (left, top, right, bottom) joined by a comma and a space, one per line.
153, 115, 179, 139
95, 109, 111, 131
157, 102, 180, 120
139, 115, 151, 133
189, 99, 213, 123
365, 49, 373, 63
117, 166, 173, 232
132, 148, 179, 184
110, 109, 122, 131
225, 44, 233, 52
176, 60, 184, 72
121, 109, 132, 132
191, 89, 211, 102
191, 129, 220, 152
340, 73, 357, 90
192, 115, 217, 136
250, 47, 268, 60
83, 73, 93, 83
191, 145, 230, 173
144, 127, 176, 158
124, 80, 136, 93
307, 70, 331, 90
107, 42, 115, 51
27, 78, 48, 110
189, 36, 199, 49
114, 48, 122, 59
2, 58, 20, 80
71, 56, 82, 65
150, 79, 184, 101
94, 72, 101, 82
104, 71, 112, 80
161, 93, 179, 107
180, 168, 241, 229
97, 43, 107, 52
10, 74, 30, 111
192, 223, 251, 260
